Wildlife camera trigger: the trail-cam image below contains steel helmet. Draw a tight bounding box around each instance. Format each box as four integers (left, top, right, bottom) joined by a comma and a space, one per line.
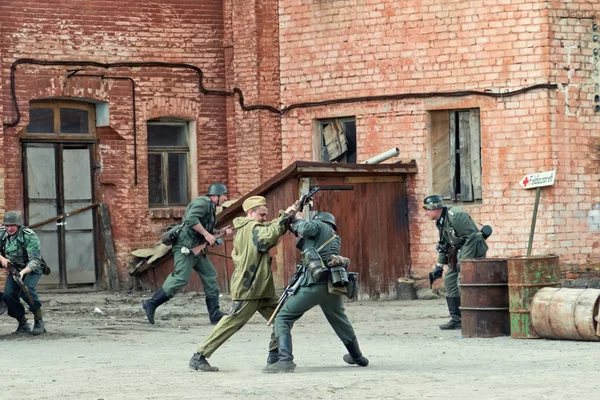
206, 183, 228, 196
423, 195, 445, 210
313, 212, 337, 231
3, 211, 23, 226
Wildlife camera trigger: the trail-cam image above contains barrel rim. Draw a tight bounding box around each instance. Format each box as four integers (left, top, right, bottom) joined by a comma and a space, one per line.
460, 258, 508, 263
507, 254, 559, 261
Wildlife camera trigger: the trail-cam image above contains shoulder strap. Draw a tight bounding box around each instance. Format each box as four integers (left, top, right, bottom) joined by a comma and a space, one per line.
316, 233, 337, 252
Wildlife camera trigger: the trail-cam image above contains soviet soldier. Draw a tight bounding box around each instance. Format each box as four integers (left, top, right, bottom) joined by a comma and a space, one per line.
423, 195, 489, 330
263, 211, 368, 373
142, 183, 232, 325
0, 211, 46, 335
189, 196, 293, 372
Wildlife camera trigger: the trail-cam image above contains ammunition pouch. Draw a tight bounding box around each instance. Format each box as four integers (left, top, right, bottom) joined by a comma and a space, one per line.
345, 272, 359, 300
41, 258, 51, 275
329, 266, 349, 288
301, 247, 328, 282
160, 224, 183, 246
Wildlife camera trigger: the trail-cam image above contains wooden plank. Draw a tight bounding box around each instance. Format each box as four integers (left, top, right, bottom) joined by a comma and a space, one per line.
344, 176, 404, 184
430, 111, 451, 199
449, 112, 457, 201
99, 203, 120, 291
469, 109, 482, 200
458, 111, 473, 201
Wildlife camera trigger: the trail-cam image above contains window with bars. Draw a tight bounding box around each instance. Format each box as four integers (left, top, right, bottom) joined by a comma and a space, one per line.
147, 119, 190, 207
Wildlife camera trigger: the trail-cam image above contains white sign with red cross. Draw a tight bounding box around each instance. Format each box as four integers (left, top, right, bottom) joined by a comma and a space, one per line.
519, 170, 556, 189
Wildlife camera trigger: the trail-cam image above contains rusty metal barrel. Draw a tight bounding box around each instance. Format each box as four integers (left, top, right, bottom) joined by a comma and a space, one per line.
459, 258, 510, 338
531, 287, 600, 341
507, 255, 561, 339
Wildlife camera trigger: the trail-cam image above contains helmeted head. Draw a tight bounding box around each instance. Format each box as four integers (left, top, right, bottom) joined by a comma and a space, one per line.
207, 183, 228, 206
243, 196, 268, 222
3, 211, 23, 226
423, 195, 444, 210
313, 212, 337, 231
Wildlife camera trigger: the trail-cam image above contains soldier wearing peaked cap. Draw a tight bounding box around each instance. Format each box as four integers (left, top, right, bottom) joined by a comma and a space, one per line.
0, 211, 47, 335
423, 195, 489, 330
142, 183, 233, 326
189, 195, 297, 372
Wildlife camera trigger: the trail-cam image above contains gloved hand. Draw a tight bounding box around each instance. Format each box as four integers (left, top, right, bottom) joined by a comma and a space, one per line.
428, 265, 444, 288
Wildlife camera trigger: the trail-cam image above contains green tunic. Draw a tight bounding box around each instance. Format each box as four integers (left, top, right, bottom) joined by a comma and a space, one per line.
291, 219, 340, 286
0, 227, 43, 273
177, 196, 217, 249
229, 213, 287, 301
436, 206, 488, 265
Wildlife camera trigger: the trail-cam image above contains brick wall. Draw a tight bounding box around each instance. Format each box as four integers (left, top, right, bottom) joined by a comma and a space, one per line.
277, 0, 600, 284
0, 0, 230, 288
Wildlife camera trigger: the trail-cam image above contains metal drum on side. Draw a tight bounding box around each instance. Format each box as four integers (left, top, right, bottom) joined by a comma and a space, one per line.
531, 287, 600, 341
459, 258, 510, 338
507, 255, 561, 339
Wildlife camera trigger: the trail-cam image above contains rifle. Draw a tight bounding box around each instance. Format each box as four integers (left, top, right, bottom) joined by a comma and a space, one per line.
6, 262, 35, 304
267, 264, 305, 326
280, 186, 320, 235
190, 225, 233, 255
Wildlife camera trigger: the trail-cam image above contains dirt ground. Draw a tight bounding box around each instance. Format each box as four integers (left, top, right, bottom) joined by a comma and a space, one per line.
1, 291, 598, 400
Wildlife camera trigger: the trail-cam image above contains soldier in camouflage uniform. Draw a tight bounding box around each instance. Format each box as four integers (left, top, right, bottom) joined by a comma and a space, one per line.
142, 183, 232, 325
189, 195, 294, 372
263, 211, 368, 373
423, 195, 488, 330
0, 211, 46, 335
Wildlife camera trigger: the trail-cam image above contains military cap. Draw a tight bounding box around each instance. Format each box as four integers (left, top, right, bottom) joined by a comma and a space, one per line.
207, 183, 228, 196
3, 210, 23, 226
242, 196, 267, 212
423, 195, 445, 210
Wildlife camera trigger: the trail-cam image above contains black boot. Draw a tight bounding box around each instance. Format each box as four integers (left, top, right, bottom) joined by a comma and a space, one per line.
0, 292, 6, 316
439, 297, 462, 330
266, 349, 279, 366
141, 289, 170, 325
205, 297, 225, 325
15, 317, 31, 334
262, 333, 296, 373
31, 309, 46, 335
342, 337, 369, 367
189, 352, 219, 372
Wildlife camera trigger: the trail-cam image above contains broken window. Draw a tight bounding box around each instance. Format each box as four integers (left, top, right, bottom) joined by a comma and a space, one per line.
147, 118, 190, 207
429, 109, 482, 202
316, 117, 357, 163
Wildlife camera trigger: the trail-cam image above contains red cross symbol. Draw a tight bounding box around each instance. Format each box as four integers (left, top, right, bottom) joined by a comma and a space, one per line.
522, 177, 529, 187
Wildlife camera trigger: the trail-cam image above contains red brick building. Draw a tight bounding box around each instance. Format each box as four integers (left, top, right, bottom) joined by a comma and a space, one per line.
1, 0, 598, 291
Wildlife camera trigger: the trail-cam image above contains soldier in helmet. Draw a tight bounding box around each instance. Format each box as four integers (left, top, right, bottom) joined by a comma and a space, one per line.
142, 183, 233, 325
0, 211, 46, 335
263, 210, 368, 374
423, 195, 489, 330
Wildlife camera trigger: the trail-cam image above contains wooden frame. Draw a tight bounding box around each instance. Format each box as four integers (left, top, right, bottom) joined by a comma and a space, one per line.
26, 100, 96, 138
313, 116, 357, 163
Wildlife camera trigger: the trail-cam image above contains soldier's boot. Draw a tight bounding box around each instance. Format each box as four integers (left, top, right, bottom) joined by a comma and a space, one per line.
15, 317, 31, 334
205, 297, 225, 325
188, 352, 219, 372
141, 289, 170, 325
342, 337, 369, 367
0, 292, 6, 316
439, 297, 462, 330
262, 333, 296, 373
31, 309, 46, 335
266, 349, 279, 366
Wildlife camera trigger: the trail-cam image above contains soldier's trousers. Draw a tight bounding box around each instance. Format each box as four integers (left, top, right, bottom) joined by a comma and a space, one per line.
197, 297, 279, 358
274, 283, 356, 346
162, 246, 220, 299
3, 271, 42, 319
444, 267, 460, 298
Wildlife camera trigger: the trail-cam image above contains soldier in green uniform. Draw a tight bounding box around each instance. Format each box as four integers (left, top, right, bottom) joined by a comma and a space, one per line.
189, 195, 293, 372
0, 211, 46, 335
423, 195, 488, 330
263, 210, 369, 373
142, 183, 232, 325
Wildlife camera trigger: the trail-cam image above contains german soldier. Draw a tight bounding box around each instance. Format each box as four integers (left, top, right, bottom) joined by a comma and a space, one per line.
142, 183, 232, 325
263, 211, 368, 373
0, 211, 46, 335
423, 195, 489, 330
189, 196, 293, 372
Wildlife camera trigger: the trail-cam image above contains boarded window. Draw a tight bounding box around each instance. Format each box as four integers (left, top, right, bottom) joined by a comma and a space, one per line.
147, 118, 190, 207
316, 117, 357, 163
429, 109, 482, 202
